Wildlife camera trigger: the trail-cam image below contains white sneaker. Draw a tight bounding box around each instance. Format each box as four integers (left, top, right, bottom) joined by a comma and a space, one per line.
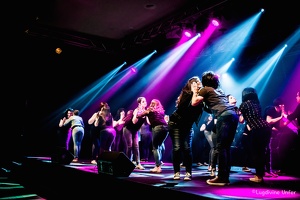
249, 175, 263, 183
184, 172, 192, 181
174, 172, 180, 180
150, 166, 162, 173
135, 164, 145, 170
91, 160, 97, 165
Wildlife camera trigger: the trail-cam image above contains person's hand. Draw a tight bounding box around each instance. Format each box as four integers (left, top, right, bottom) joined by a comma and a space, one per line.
191, 82, 198, 93
283, 121, 287, 126
120, 112, 125, 118
118, 119, 125, 125
147, 106, 154, 112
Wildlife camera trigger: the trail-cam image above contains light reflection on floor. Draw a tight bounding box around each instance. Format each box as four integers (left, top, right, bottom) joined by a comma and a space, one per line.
25, 156, 300, 199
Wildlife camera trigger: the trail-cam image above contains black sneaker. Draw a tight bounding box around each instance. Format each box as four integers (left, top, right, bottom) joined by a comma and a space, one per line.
206, 176, 230, 186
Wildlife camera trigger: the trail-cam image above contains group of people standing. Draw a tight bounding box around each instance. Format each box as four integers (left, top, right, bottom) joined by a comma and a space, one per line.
168, 71, 299, 186
57, 96, 169, 173
56, 70, 300, 187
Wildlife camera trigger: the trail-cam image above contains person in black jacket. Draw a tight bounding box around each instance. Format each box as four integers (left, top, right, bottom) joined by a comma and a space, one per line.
169, 76, 204, 181
192, 71, 239, 186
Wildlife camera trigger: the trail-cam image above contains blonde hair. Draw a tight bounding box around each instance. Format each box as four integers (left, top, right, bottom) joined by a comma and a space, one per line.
149, 99, 165, 114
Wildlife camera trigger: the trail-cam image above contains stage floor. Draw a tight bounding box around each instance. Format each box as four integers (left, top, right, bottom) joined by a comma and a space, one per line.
1, 156, 300, 199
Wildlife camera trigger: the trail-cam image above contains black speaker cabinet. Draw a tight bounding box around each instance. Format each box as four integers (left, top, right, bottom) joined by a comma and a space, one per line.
51, 147, 74, 165
97, 151, 135, 177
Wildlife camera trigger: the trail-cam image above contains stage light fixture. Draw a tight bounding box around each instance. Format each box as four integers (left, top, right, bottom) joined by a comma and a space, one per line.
184, 30, 192, 37
183, 23, 194, 38
55, 47, 62, 54
211, 19, 220, 27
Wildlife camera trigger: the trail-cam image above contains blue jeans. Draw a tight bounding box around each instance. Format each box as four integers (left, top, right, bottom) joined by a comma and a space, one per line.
152, 125, 169, 167
72, 127, 84, 158
214, 110, 238, 180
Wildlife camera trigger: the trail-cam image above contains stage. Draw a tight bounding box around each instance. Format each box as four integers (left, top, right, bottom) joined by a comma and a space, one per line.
1, 153, 300, 200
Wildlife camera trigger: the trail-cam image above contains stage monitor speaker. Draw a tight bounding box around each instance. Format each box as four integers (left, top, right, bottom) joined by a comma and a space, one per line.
51, 147, 74, 165
97, 151, 135, 177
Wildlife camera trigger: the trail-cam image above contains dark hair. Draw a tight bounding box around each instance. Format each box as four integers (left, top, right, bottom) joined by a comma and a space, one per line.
242, 87, 259, 104
176, 76, 200, 107
201, 71, 220, 89
64, 108, 74, 113
63, 108, 74, 118
114, 108, 125, 120
184, 76, 200, 92
204, 114, 213, 123
273, 97, 284, 106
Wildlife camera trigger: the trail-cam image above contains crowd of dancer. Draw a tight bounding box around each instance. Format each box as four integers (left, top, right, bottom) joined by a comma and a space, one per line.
56, 70, 300, 186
